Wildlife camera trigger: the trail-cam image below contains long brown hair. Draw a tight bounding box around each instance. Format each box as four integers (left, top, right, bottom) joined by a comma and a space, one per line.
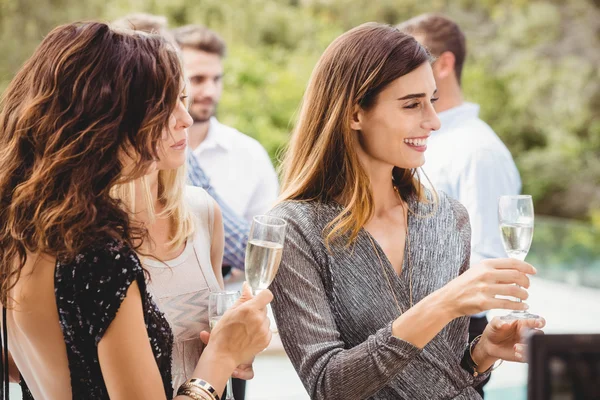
279, 23, 433, 247
0, 22, 183, 302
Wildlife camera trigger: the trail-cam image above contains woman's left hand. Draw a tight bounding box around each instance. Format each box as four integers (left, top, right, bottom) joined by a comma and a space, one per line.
476, 316, 546, 365
200, 331, 256, 380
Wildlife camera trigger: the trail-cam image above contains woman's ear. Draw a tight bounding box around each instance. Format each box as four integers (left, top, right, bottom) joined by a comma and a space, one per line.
350, 104, 363, 131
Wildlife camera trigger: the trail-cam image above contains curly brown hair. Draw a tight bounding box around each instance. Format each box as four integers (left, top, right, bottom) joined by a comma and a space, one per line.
0, 22, 184, 302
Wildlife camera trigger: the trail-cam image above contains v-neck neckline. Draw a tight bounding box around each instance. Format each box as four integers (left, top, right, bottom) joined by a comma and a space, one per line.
362, 215, 410, 280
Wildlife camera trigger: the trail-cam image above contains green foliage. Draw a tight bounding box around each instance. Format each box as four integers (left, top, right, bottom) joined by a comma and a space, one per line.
529, 216, 600, 288
1, 0, 599, 220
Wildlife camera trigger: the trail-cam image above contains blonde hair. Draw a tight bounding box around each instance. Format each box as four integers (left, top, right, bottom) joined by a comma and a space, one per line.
110, 14, 194, 255
111, 13, 177, 47
112, 13, 168, 34
279, 23, 434, 248
112, 164, 195, 254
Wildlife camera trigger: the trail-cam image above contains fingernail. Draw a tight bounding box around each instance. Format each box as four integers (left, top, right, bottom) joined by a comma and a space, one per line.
524, 303, 529, 310
532, 266, 537, 274
232, 370, 239, 378
515, 352, 523, 360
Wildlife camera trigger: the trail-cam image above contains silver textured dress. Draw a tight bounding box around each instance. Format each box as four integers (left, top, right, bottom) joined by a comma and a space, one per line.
268, 191, 488, 399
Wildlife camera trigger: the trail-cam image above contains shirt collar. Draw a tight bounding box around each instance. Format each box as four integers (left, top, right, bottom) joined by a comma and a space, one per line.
435, 102, 480, 135
196, 117, 232, 154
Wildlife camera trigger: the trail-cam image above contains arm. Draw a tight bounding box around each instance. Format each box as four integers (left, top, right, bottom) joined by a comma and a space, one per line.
210, 200, 225, 289
99, 281, 233, 399
457, 150, 521, 264
271, 205, 535, 399
187, 153, 249, 270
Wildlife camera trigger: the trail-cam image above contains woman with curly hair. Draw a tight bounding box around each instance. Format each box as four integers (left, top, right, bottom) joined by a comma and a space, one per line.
0, 22, 271, 400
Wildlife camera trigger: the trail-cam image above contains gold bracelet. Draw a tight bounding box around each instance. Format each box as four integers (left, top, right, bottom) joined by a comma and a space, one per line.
186, 378, 220, 400
178, 381, 219, 400
178, 388, 212, 400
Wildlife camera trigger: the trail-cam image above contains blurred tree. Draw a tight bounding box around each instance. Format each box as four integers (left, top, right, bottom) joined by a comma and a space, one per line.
1, 0, 599, 221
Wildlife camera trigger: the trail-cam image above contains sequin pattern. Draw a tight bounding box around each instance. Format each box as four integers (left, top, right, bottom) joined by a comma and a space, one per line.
22, 239, 174, 398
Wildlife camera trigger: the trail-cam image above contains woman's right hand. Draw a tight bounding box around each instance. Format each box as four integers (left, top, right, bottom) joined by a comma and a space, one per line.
438, 258, 537, 318
204, 282, 273, 366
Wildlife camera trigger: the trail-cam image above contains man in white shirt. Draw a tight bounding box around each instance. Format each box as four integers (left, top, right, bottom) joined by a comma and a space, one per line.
398, 14, 522, 398
173, 24, 279, 400
173, 25, 279, 223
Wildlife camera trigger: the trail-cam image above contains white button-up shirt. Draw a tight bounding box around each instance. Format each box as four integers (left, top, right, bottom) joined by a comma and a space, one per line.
422, 102, 522, 265
192, 117, 279, 222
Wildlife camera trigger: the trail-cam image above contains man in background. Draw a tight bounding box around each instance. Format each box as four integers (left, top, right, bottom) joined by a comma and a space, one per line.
173, 25, 279, 223
398, 14, 522, 398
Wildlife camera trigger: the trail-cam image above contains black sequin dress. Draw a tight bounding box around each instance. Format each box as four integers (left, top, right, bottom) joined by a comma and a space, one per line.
21, 239, 174, 399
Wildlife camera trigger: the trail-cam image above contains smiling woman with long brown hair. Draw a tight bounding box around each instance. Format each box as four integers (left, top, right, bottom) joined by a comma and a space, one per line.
268, 23, 545, 399
0, 22, 271, 400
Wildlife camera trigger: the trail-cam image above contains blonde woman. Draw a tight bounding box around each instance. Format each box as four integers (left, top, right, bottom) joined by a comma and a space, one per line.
268, 23, 545, 399
112, 102, 258, 392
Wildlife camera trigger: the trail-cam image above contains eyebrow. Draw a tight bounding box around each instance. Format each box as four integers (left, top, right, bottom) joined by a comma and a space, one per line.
397, 89, 438, 100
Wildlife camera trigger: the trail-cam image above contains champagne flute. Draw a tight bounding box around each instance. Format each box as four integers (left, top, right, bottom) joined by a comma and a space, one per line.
245, 215, 286, 331
208, 291, 240, 400
498, 195, 540, 320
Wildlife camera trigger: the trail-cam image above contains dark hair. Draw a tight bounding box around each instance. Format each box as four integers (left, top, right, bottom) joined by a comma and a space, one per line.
397, 14, 466, 84
279, 23, 433, 246
172, 24, 227, 57
0, 22, 183, 302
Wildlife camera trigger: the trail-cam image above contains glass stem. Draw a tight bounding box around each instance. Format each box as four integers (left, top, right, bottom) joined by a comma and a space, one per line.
226, 377, 234, 400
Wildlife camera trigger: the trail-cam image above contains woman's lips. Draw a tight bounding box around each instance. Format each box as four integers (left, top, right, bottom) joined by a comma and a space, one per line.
170, 139, 187, 150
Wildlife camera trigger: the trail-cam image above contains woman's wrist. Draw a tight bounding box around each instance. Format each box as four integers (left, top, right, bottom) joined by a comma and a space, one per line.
470, 334, 499, 372
391, 290, 457, 347
191, 343, 237, 395
426, 287, 461, 322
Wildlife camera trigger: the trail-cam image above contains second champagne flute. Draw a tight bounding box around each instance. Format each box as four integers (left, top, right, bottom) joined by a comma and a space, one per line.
208, 291, 240, 400
245, 215, 286, 331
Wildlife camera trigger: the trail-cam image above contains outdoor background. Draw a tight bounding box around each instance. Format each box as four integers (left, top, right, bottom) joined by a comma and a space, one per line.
2, 0, 600, 221
2, 1, 600, 399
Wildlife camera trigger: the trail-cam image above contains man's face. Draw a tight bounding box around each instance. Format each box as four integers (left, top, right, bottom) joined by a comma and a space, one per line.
181, 48, 224, 123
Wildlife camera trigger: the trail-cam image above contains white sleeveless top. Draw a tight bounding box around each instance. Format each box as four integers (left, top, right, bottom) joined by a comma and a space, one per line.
143, 186, 221, 391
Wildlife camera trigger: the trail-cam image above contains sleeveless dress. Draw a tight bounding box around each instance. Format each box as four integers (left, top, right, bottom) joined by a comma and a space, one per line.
143, 186, 222, 392
14, 239, 174, 399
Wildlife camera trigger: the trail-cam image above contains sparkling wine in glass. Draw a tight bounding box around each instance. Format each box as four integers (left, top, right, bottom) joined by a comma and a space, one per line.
208, 291, 240, 400
498, 195, 540, 320
245, 215, 286, 331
